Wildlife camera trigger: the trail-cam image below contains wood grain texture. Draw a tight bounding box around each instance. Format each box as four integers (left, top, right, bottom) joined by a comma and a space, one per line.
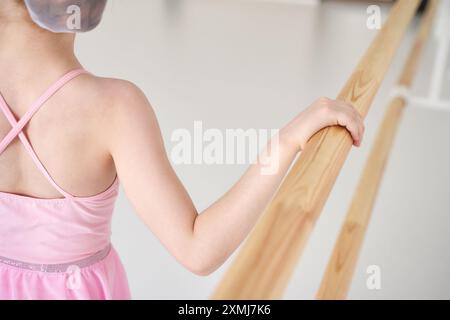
211, 0, 420, 300
398, 0, 438, 87
316, 0, 438, 300
316, 96, 406, 300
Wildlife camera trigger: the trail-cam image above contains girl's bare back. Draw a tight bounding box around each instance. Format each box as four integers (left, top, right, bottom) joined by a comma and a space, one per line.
0, 72, 129, 199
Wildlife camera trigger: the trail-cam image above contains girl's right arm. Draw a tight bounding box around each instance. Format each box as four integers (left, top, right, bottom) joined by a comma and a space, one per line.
106, 81, 364, 275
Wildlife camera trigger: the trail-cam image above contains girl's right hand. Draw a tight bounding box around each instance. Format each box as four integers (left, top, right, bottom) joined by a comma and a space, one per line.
279, 97, 365, 152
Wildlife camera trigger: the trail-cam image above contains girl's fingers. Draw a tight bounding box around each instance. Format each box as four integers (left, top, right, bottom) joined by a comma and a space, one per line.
334, 101, 364, 146
336, 112, 360, 146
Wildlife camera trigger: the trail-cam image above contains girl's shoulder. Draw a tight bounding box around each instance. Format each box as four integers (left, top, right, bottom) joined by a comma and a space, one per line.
75, 74, 145, 105
69, 73, 152, 122
72, 73, 156, 139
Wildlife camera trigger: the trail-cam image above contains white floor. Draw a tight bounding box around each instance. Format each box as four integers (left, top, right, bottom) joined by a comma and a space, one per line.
76, 0, 450, 299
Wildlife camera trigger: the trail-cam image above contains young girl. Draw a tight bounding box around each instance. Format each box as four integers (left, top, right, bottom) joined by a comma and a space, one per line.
0, 0, 364, 299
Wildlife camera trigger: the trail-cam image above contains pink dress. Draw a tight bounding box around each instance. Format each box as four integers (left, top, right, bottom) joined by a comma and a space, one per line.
0, 69, 131, 299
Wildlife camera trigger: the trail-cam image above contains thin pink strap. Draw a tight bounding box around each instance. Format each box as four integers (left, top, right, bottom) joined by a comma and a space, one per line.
0, 69, 88, 157
0, 68, 89, 199
0, 96, 72, 198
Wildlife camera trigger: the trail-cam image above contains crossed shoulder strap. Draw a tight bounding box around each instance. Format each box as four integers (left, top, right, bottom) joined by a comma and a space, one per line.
0, 68, 89, 199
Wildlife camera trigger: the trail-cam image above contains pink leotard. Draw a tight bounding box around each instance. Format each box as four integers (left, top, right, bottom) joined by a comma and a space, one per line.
0, 69, 130, 299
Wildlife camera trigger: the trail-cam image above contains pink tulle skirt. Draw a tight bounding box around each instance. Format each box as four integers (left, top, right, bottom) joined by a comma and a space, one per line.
0, 246, 130, 300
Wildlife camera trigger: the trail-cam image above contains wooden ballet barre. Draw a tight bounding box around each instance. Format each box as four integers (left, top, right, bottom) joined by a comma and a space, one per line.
211, 0, 420, 300
316, 0, 438, 300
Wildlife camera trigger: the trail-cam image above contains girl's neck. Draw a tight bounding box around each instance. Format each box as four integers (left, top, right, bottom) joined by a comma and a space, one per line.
0, 17, 82, 86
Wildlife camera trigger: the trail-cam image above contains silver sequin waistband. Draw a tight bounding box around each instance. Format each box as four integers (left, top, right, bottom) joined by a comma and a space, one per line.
0, 244, 112, 273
